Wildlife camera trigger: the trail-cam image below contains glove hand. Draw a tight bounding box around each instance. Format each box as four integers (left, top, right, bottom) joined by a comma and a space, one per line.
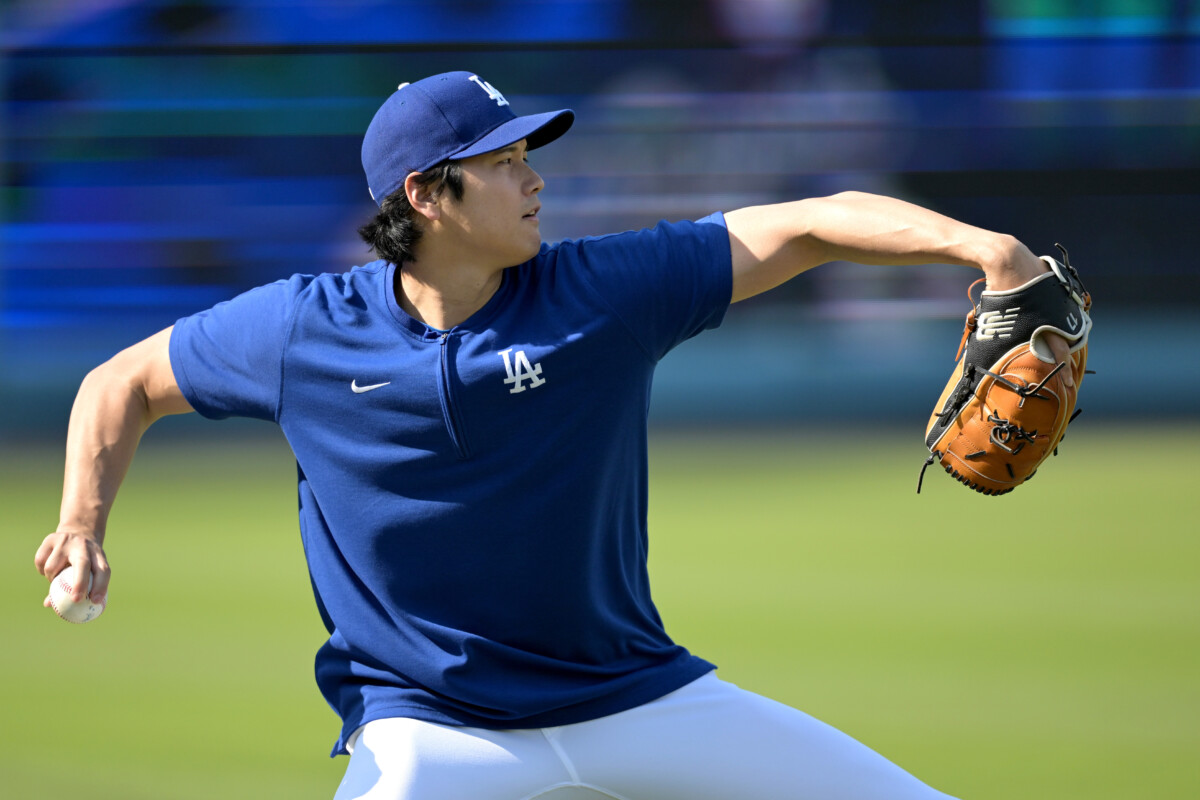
983, 245, 1077, 388
921, 245, 1091, 495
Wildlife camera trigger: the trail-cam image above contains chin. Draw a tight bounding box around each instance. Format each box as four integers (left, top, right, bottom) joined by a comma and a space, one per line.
516, 238, 542, 263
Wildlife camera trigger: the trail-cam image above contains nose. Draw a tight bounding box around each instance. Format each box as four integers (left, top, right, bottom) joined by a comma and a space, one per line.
524, 162, 544, 195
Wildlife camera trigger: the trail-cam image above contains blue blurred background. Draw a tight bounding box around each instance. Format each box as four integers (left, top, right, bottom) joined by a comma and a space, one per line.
3, 0, 1198, 437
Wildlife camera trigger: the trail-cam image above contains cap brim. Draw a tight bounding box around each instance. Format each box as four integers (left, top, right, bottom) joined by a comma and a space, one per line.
444, 109, 574, 164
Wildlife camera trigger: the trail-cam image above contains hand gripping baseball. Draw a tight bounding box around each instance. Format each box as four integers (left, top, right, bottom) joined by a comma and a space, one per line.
919, 245, 1092, 495
35, 531, 111, 622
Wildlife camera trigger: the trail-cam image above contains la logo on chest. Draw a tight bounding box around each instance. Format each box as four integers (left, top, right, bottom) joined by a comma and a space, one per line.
499, 348, 546, 394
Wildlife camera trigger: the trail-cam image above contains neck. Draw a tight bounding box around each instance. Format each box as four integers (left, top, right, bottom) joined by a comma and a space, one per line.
395, 255, 504, 331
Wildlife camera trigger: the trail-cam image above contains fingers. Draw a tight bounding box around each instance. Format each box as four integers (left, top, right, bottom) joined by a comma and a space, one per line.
1045, 332, 1075, 389
74, 547, 111, 604
90, 548, 111, 604
33, 535, 58, 577
35, 531, 111, 605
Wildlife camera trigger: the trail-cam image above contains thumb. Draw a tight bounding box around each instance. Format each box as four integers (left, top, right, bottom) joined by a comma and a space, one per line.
1048, 333, 1074, 388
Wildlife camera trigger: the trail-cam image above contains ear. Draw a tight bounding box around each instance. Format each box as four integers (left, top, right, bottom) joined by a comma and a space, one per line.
404, 172, 441, 221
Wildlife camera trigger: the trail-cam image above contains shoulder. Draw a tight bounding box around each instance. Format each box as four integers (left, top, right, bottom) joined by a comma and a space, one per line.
304, 260, 389, 295
274, 261, 399, 336
180, 261, 393, 339
541, 213, 729, 262
243, 261, 390, 310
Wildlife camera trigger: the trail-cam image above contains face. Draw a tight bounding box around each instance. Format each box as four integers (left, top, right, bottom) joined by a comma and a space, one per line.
435, 139, 545, 269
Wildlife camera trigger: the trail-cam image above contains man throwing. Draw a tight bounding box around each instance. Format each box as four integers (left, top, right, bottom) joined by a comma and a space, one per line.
36, 71, 1077, 799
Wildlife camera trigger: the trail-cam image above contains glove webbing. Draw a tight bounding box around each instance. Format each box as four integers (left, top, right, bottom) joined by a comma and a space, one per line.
918, 360, 1068, 494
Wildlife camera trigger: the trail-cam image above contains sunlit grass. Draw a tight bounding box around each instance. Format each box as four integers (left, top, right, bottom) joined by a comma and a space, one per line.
3, 424, 1196, 799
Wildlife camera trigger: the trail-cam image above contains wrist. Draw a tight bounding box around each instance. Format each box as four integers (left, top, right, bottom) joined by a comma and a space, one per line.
978, 234, 1047, 291
54, 519, 106, 544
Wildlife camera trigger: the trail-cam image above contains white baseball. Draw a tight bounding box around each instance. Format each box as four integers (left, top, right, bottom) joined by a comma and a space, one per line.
49, 570, 106, 624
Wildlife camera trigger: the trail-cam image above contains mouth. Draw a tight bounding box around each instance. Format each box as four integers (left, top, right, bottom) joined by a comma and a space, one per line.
523, 205, 540, 221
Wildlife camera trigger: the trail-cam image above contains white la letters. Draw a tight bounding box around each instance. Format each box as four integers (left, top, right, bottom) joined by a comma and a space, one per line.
499, 348, 545, 393
469, 75, 510, 107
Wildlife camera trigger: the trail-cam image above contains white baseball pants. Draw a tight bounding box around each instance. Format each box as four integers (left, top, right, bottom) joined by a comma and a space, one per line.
333, 672, 958, 800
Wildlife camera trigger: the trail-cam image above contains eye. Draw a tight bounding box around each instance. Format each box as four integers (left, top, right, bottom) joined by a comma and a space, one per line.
497, 152, 529, 166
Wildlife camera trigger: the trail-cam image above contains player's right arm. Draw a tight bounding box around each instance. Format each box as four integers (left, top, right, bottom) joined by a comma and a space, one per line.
34, 326, 194, 608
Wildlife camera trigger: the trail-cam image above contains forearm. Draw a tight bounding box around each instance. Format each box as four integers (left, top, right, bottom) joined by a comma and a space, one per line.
794, 191, 1018, 270
727, 191, 1045, 302
57, 327, 191, 539
57, 362, 156, 542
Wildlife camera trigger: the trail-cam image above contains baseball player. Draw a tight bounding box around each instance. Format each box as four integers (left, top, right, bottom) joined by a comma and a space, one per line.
35, 71, 1075, 799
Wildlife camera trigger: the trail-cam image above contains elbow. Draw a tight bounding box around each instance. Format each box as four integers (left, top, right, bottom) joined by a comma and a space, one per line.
77, 358, 154, 425
822, 189, 876, 205
78, 360, 123, 398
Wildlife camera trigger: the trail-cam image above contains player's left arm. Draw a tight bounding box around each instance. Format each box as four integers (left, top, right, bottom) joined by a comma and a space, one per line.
727, 191, 1046, 295
724, 191, 1073, 381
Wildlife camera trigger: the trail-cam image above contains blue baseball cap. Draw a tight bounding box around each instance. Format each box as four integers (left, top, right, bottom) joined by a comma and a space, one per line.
361, 71, 575, 205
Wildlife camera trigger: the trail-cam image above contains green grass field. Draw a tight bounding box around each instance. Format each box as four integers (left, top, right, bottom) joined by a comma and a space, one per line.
3, 424, 1198, 799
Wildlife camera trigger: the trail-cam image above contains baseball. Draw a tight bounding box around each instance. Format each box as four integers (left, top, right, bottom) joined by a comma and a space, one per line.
49, 569, 106, 624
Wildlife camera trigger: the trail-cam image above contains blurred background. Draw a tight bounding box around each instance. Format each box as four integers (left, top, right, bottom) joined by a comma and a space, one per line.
3, 2, 1198, 799
3, 0, 1198, 430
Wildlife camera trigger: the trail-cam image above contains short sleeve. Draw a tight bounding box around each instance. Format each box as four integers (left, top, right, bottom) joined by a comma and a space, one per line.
169, 275, 310, 421
557, 213, 730, 362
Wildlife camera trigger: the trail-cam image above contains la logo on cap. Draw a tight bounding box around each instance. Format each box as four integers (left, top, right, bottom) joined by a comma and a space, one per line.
469, 75, 510, 107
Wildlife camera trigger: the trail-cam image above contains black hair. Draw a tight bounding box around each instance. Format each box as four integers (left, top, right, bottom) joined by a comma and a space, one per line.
357, 161, 464, 265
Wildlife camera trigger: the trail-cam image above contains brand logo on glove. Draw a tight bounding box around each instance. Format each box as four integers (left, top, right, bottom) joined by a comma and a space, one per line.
1066, 312, 1080, 332
976, 308, 1020, 341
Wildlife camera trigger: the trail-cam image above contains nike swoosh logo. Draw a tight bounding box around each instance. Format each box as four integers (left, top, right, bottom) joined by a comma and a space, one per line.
351, 380, 391, 394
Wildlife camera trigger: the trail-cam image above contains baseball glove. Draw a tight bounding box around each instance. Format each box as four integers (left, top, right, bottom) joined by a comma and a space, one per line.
919, 245, 1092, 496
